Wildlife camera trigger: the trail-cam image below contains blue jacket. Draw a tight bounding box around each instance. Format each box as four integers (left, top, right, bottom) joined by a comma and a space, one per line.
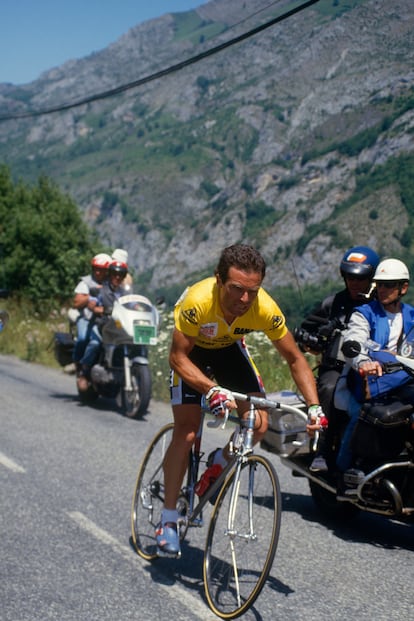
350, 300, 414, 400
356, 300, 414, 347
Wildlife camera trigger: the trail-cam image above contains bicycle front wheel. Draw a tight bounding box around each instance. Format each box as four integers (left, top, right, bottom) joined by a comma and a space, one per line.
131, 423, 174, 560
203, 454, 281, 619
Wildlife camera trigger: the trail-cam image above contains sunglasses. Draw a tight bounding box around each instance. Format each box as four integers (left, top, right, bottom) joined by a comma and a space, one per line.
376, 281, 399, 289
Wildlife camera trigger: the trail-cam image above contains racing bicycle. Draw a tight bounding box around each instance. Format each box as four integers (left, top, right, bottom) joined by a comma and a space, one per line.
130, 391, 282, 619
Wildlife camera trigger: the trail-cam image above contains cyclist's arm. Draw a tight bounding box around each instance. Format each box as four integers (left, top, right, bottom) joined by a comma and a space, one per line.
169, 327, 217, 395
272, 330, 320, 407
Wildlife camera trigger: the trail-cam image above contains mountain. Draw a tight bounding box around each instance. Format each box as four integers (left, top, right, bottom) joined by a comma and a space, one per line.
0, 0, 413, 300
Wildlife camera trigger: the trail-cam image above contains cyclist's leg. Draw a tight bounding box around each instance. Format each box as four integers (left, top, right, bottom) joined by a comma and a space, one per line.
156, 372, 203, 556
163, 403, 202, 511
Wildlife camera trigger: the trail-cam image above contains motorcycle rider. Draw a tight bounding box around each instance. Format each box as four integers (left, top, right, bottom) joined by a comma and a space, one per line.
336, 258, 414, 488
73, 253, 111, 392
297, 246, 379, 471
76, 260, 129, 390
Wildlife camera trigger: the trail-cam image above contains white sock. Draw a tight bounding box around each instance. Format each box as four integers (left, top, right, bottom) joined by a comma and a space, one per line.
161, 509, 179, 525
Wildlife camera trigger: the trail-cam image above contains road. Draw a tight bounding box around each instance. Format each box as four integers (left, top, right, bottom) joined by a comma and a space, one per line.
1, 355, 413, 621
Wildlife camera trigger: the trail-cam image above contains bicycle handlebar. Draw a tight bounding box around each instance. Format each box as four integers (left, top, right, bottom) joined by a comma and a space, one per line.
232, 391, 307, 416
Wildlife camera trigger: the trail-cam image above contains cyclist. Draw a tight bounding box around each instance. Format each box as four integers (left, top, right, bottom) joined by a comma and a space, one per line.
156, 244, 324, 556
297, 246, 379, 471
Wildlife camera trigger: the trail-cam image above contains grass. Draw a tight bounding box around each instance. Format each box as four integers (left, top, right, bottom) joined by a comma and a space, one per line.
0, 297, 303, 402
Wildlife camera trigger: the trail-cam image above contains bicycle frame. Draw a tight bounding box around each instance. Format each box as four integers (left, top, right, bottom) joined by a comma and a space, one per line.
182, 410, 246, 529
181, 392, 273, 528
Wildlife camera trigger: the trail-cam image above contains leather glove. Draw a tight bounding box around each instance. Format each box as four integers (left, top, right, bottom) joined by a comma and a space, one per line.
307, 404, 328, 429
205, 386, 235, 417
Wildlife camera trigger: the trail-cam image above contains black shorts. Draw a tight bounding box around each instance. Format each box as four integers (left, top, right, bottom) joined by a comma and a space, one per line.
170, 341, 264, 406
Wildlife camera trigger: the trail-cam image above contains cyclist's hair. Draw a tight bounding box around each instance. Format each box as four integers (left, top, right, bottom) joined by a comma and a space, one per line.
215, 244, 266, 283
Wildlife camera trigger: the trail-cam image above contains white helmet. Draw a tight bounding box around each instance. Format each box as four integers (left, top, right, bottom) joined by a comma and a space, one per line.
91, 253, 111, 268
112, 248, 128, 263
374, 259, 410, 282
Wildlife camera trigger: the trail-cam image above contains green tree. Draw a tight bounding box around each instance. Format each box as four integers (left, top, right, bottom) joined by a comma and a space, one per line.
0, 166, 98, 311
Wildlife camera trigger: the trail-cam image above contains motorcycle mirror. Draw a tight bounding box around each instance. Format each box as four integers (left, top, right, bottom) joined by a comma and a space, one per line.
341, 340, 361, 358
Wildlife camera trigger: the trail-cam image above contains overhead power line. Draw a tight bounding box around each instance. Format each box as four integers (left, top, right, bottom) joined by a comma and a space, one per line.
0, 0, 320, 122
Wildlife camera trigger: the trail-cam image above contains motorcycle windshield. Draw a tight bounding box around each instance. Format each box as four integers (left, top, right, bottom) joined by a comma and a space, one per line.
118, 294, 153, 314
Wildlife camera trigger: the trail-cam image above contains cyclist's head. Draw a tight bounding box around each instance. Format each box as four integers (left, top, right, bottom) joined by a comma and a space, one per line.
215, 244, 266, 283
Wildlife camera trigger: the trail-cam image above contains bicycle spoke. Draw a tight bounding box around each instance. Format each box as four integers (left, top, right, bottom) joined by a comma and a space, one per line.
203, 455, 281, 619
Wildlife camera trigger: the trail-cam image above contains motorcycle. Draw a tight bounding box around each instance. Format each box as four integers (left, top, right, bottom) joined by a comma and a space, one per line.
54, 293, 160, 419
260, 344, 414, 522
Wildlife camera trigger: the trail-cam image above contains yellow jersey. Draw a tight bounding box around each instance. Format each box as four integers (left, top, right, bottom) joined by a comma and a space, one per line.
174, 277, 287, 350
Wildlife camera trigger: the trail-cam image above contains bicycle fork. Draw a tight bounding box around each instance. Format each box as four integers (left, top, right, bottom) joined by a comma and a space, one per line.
225, 457, 257, 608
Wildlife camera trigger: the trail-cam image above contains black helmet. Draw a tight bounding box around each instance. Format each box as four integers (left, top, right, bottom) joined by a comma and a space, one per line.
108, 260, 128, 279
340, 246, 379, 279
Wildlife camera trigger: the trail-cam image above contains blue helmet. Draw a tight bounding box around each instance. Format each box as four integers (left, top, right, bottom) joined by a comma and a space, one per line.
340, 246, 380, 279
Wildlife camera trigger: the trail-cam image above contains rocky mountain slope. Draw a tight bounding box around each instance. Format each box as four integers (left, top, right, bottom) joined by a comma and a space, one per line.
0, 0, 413, 299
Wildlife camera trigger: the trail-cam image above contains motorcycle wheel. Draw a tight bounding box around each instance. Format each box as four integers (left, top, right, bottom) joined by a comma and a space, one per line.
122, 363, 152, 419
309, 480, 360, 521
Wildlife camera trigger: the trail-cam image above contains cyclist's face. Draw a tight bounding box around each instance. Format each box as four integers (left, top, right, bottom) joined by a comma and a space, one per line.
217, 266, 262, 320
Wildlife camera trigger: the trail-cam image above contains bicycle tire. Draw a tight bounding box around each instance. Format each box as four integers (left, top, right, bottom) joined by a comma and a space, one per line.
131, 423, 174, 560
203, 454, 281, 619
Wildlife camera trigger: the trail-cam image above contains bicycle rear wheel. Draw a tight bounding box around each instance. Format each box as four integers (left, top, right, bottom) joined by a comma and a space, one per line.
131, 423, 174, 560
203, 454, 281, 619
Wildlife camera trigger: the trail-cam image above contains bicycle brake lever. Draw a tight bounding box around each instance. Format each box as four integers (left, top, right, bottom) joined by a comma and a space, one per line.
207, 407, 230, 429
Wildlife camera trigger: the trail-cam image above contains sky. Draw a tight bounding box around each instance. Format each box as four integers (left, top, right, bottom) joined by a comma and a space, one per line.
1, 1, 208, 85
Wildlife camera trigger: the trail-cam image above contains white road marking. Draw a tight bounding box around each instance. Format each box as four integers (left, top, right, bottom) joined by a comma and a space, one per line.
67, 511, 210, 620
0, 451, 25, 473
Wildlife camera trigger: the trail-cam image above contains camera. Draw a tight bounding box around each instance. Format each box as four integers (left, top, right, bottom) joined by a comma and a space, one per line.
294, 317, 346, 356
293, 327, 324, 353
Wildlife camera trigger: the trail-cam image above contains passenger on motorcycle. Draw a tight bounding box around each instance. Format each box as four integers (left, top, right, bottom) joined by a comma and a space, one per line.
73, 253, 111, 392
76, 260, 129, 391
336, 258, 414, 480
296, 246, 379, 471
112, 248, 133, 290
